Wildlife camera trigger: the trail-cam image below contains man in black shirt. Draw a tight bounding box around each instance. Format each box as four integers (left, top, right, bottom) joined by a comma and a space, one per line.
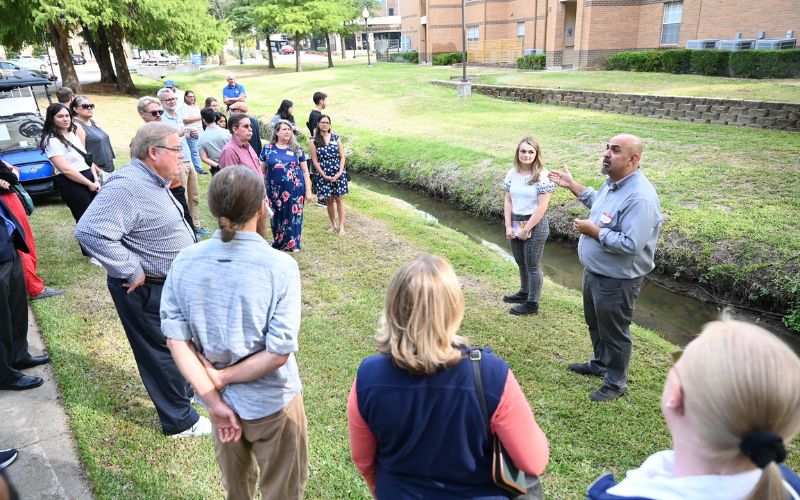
306, 91, 327, 136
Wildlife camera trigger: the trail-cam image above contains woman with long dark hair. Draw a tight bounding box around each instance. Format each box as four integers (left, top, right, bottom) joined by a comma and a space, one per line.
39, 103, 101, 258
269, 99, 299, 136
309, 114, 347, 234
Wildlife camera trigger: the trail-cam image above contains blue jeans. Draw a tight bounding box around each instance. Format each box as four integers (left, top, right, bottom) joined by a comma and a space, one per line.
185, 134, 203, 172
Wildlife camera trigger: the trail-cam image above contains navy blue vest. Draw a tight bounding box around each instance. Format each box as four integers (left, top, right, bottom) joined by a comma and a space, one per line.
356, 348, 512, 499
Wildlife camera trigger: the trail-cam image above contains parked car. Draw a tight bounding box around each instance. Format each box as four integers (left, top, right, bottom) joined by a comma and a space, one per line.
0, 60, 49, 80
0, 74, 57, 196
11, 55, 53, 72
141, 50, 181, 66
279, 45, 295, 55
71, 54, 86, 65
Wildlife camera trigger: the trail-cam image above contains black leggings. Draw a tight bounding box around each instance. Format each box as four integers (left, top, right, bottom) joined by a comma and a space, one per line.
55, 170, 97, 256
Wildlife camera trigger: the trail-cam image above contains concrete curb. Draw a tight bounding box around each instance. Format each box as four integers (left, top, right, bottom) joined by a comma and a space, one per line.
0, 305, 94, 499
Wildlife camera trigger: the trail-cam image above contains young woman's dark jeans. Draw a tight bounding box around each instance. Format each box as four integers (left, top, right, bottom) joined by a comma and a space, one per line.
509, 214, 549, 303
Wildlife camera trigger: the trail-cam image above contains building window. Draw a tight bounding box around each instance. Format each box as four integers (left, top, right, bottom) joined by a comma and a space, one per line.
660, 1, 682, 45
467, 26, 479, 42
388, 7, 394, 15
517, 22, 525, 38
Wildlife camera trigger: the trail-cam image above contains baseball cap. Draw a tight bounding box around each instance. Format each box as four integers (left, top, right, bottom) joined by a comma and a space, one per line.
164, 80, 175, 88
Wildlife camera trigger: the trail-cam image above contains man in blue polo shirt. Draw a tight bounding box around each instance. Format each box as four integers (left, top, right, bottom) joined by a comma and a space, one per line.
222, 74, 247, 113
549, 134, 661, 403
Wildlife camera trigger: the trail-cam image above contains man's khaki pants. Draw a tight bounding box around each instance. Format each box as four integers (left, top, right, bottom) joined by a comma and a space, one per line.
176, 161, 200, 230
212, 393, 308, 500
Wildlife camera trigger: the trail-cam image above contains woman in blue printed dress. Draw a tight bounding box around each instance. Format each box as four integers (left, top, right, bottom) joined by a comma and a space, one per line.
309, 115, 348, 234
259, 120, 313, 252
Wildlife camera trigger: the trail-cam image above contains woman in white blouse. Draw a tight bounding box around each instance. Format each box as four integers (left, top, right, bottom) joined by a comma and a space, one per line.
38, 103, 101, 256
502, 137, 554, 315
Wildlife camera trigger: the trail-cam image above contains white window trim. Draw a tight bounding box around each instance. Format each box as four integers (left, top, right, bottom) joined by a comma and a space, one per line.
660, 1, 683, 46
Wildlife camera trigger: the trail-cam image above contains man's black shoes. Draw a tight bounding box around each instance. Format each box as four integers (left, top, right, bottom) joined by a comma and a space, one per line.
568, 362, 604, 377
590, 385, 626, 402
12, 355, 50, 370
0, 448, 19, 470
0, 375, 44, 391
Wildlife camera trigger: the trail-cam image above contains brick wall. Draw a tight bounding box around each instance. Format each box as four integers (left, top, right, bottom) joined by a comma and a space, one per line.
430, 80, 800, 131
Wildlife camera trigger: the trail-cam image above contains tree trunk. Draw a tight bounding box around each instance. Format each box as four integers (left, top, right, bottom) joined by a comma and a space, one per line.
266, 36, 275, 69
339, 34, 346, 59
49, 22, 81, 93
219, 49, 226, 65
325, 32, 333, 68
353, 34, 357, 58
294, 33, 302, 72
82, 25, 117, 84
108, 23, 136, 95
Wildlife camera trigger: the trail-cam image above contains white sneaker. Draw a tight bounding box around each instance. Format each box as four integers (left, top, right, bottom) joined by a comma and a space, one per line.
88, 257, 103, 267
171, 415, 212, 439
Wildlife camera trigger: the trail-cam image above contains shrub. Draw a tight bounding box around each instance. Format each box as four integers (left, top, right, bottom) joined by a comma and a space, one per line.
516, 54, 546, 70
661, 49, 692, 74
432, 52, 462, 66
730, 49, 800, 78
605, 51, 662, 72
690, 49, 730, 76
401, 51, 419, 63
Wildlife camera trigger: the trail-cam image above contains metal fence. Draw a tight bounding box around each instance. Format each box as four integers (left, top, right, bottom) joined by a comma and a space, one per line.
467, 39, 523, 64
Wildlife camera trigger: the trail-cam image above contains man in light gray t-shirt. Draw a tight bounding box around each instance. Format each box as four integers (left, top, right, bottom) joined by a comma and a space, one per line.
197, 107, 231, 175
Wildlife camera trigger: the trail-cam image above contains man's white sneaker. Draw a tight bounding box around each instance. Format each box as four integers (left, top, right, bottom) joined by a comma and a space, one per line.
171, 415, 212, 439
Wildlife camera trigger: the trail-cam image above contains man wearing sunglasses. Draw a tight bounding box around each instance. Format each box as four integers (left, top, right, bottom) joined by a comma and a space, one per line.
136, 97, 194, 232
157, 88, 209, 237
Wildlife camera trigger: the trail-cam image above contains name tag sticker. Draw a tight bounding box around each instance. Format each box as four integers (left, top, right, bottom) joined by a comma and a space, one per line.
286, 150, 294, 156
599, 212, 613, 225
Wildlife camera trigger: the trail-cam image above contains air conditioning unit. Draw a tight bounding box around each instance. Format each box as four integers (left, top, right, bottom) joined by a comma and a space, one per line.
686, 39, 718, 50
716, 39, 755, 50
754, 38, 797, 50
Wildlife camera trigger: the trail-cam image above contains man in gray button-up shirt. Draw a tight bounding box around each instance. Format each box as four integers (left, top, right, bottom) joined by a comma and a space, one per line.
549, 134, 661, 403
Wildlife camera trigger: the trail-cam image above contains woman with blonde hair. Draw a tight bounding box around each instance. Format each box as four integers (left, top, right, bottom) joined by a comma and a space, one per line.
502, 136, 554, 315
587, 319, 800, 499
348, 254, 550, 498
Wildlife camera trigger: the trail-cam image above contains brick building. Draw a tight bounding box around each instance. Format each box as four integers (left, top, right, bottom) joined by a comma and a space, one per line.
399, 0, 799, 68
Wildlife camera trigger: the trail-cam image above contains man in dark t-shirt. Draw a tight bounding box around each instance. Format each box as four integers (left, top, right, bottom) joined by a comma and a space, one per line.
306, 91, 327, 136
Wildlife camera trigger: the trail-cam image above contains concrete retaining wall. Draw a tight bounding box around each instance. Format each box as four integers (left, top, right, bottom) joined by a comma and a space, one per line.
431, 80, 800, 131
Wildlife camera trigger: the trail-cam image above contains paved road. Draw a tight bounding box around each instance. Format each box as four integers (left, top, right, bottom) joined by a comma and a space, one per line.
0, 306, 94, 499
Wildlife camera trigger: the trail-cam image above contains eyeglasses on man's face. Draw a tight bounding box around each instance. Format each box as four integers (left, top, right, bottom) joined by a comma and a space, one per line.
161, 98, 178, 103
146, 109, 164, 117
155, 145, 183, 154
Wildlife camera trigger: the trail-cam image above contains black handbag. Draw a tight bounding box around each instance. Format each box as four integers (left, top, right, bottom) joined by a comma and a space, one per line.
470, 349, 543, 499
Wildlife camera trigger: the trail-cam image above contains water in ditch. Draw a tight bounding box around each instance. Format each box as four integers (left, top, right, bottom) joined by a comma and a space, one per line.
353, 175, 800, 352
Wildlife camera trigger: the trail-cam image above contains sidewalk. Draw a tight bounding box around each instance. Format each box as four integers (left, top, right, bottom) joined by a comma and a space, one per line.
0, 305, 94, 499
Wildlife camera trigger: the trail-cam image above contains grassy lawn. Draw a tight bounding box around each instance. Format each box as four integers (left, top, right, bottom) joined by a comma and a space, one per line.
153, 62, 799, 326
26, 61, 800, 498
474, 69, 800, 103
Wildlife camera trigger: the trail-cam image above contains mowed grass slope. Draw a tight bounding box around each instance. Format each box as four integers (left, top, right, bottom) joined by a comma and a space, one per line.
160, 63, 799, 324
27, 62, 800, 498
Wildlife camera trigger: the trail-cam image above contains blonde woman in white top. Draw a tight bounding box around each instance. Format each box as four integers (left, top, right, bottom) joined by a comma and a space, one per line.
502, 137, 554, 315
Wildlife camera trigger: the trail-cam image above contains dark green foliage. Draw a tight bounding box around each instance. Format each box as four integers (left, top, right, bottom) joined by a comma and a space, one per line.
605, 51, 663, 72
690, 50, 730, 76
432, 52, 462, 66
400, 51, 418, 63
730, 49, 800, 78
661, 49, 692, 74
516, 53, 546, 70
